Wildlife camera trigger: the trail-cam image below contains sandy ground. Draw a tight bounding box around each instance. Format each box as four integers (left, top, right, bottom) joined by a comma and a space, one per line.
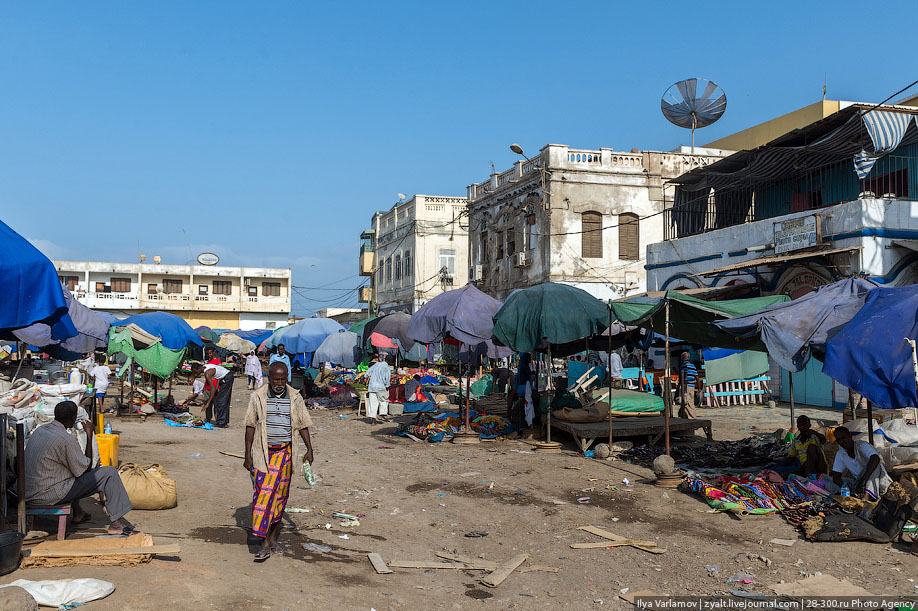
3, 382, 916, 610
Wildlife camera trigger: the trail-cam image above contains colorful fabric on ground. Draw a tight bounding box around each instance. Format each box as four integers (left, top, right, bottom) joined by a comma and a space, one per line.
681, 472, 830, 515
252, 444, 292, 538
395, 411, 516, 442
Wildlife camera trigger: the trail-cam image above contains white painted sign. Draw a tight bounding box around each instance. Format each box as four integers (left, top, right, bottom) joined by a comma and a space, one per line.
197, 252, 220, 266
774, 215, 819, 254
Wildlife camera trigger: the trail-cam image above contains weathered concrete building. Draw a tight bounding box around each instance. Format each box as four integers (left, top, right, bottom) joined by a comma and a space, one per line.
647, 102, 918, 407
359, 194, 469, 314
465, 144, 729, 300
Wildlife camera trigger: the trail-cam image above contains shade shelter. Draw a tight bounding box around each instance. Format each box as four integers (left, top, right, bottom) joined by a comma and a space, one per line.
314, 330, 362, 369
14, 288, 115, 360
263, 318, 344, 354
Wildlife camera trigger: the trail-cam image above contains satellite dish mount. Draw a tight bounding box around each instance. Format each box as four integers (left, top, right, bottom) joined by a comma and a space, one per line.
661, 78, 727, 154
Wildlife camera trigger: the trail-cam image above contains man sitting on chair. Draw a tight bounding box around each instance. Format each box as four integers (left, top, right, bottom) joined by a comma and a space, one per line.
24, 401, 134, 535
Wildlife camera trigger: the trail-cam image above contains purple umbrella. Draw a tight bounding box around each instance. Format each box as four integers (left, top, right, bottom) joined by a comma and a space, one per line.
407, 284, 503, 346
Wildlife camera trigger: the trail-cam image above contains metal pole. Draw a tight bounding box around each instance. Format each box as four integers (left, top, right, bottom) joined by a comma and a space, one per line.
546, 347, 553, 443
663, 299, 671, 456
607, 304, 614, 447
788, 371, 796, 433
0, 414, 6, 527
867, 402, 875, 446
16, 422, 25, 534
464, 345, 471, 433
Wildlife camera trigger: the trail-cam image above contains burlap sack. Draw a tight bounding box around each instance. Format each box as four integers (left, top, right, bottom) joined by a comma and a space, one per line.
118, 463, 177, 510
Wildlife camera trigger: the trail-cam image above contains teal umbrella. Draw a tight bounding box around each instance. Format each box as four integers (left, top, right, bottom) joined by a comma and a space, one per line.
492, 283, 609, 353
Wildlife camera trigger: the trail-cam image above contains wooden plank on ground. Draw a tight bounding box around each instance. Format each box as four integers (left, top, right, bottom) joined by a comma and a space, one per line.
435, 552, 498, 569
367, 553, 393, 574
220, 451, 245, 459
387, 560, 490, 570
480, 553, 528, 588
570, 540, 645, 549
30, 544, 180, 558
577, 525, 666, 554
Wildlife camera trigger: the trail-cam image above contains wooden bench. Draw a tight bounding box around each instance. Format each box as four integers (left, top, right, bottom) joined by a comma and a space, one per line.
550, 416, 713, 453
27, 504, 71, 540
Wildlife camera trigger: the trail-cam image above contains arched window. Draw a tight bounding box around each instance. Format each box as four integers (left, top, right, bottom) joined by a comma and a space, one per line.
394, 254, 402, 282
403, 250, 412, 278
581, 211, 603, 258
385, 257, 392, 284
618, 212, 640, 260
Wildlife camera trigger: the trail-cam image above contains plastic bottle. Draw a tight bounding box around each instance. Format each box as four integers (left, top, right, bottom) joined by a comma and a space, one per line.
302, 461, 317, 486
104, 421, 112, 435
840, 482, 851, 497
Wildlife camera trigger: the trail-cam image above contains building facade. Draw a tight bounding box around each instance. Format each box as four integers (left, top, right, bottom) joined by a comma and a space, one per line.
54, 260, 291, 330
646, 103, 918, 407
465, 144, 729, 301
316, 307, 368, 325
358, 195, 469, 314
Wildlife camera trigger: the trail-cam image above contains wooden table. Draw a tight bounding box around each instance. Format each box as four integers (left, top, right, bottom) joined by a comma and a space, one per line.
550, 416, 713, 453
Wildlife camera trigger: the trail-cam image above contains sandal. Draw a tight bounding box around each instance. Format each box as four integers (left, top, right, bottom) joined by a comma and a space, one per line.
269, 545, 284, 556
254, 549, 270, 562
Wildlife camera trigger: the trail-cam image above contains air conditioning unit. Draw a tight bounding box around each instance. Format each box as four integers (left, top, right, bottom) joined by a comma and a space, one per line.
469, 264, 483, 282
513, 252, 529, 268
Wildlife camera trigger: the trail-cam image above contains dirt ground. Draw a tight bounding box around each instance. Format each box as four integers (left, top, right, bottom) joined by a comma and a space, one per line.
3, 382, 916, 610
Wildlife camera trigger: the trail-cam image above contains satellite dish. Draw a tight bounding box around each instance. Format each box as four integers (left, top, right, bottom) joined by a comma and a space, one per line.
661, 78, 727, 152
397, 193, 406, 201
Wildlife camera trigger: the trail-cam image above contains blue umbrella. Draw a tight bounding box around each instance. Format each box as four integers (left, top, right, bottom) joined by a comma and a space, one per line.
313, 330, 361, 368
407, 284, 503, 345
14, 288, 116, 356
0, 219, 77, 340
109, 312, 203, 350
264, 317, 345, 354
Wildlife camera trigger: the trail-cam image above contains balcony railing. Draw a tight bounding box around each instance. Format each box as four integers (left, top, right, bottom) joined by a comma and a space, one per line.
663, 154, 918, 241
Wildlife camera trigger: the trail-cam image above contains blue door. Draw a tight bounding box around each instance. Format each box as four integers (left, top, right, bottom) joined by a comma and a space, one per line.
780, 358, 834, 407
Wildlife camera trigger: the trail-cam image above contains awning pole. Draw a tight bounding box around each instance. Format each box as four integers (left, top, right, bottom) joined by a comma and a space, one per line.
546, 347, 553, 444
664, 299, 671, 456
788, 370, 796, 433
867, 402, 875, 447
608, 304, 614, 447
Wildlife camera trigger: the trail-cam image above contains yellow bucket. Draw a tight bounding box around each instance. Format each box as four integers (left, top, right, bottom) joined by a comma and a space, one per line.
95, 433, 120, 467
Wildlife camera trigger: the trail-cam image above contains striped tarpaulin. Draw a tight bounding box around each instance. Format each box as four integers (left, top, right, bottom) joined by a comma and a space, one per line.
854, 111, 918, 178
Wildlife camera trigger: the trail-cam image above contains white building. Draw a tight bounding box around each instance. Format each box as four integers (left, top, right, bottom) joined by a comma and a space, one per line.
465, 144, 729, 301
646, 103, 918, 407
54, 259, 291, 330
359, 195, 469, 314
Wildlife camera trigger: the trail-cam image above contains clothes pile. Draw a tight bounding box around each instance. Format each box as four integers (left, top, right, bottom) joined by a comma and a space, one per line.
622, 434, 783, 469
680, 471, 835, 520
395, 411, 516, 443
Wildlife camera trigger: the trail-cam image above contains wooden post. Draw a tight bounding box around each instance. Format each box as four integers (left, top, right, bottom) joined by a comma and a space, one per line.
663, 299, 671, 456
607, 304, 614, 446
464, 346, 471, 433
867, 402, 875, 446
546, 347, 553, 444
16, 422, 25, 534
788, 371, 796, 434
0, 414, 6, 527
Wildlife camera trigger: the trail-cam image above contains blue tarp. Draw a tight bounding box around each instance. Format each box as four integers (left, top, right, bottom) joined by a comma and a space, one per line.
111, 312, 204, 350
714, 278, 876, 372
15, 288, 116, 358
824, 285, 918, 410
0, 219, 77, 340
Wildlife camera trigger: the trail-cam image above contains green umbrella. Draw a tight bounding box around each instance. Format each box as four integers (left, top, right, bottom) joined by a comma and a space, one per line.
348, 317, 377, 349
194, 326, 220, 344
492, 283, 609, 353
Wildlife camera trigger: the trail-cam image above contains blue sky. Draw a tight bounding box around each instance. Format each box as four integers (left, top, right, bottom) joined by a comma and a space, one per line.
2, 1, 915, 315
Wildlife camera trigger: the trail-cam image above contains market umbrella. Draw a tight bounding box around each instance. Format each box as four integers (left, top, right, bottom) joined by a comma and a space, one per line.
369, 332, 398, 350
407, 284, 503, 346
263, 317, 345, 354
491, 283, 609, 353
194, 326, 221, 344
314, 330, 362, 368
222, 328, 275, 347
0, 219, 77, 340
348, 317, 376, 339
217, 333, 256, 354
362, 312, 415, 350
14, 288, 116, 360
713, 277, 877, 372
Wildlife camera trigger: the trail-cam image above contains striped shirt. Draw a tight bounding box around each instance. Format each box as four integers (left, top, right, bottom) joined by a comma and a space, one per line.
24, 420, 91, 505
265, 388, 292, 446
681, 362, 698, 388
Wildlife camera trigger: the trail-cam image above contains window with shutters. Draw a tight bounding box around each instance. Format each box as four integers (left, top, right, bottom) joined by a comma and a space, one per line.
527, 214, 537, 250
59, 276, 79, 291
163, 279, 182, 294
507, 230, 515, 257
262, 282, 281, 297
480, 232, 488, 264
213, 280, 232, 295
581, 211, 603, 258
394, 254, 402, 282
618, 212, 640, 260
403, 250, 412, 278
385, 257, 392, 284
496, 231, 504, 260
111, 277, 131, 293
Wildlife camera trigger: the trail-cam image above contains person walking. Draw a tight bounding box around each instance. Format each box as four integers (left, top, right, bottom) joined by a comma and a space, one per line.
243, 361, 314, 562
269, 344, 292, 383
245, 351, 263, 390
678, 351, 698, 419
